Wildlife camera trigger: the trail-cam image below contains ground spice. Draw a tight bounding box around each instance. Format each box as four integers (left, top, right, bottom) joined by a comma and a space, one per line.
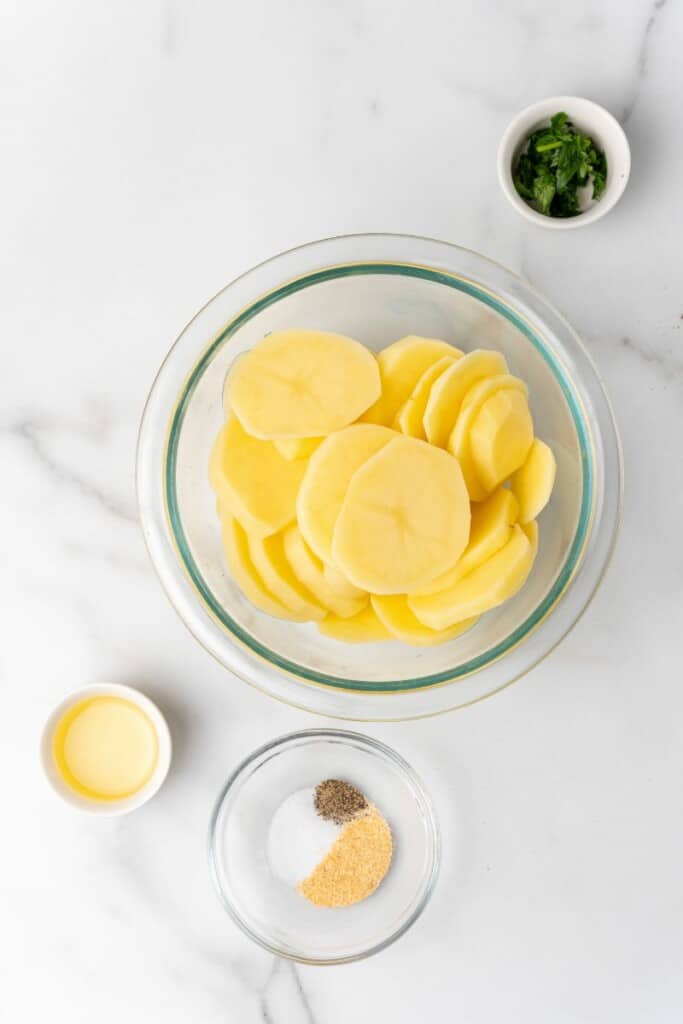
298, 806, 393, 908
314, 779, 367, 824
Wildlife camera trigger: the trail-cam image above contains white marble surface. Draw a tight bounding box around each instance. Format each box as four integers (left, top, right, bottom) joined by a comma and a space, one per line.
3, 0, 683, 1020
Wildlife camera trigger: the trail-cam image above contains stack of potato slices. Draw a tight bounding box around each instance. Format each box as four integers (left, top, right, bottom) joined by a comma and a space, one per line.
209, 330, 556, 646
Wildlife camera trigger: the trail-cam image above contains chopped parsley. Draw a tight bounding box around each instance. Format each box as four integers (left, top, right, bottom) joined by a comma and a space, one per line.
512, 112, 607, 218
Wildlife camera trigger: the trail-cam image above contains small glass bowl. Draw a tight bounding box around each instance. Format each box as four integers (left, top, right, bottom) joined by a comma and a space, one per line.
137, 234, 622, 719
207, 729, 440, 964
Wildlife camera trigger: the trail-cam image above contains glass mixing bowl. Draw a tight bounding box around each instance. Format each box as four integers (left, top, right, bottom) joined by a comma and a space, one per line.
136, 234, 622, 719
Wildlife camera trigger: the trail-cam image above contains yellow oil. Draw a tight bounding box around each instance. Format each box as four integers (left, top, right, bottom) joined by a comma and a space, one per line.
52, 696, 158, 801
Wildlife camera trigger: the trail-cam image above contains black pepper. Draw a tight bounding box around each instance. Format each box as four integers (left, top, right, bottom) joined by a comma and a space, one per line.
314, 779, 367, 824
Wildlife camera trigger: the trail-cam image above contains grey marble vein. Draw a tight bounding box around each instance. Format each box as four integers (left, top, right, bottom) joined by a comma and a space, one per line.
290, 963, 316, 1024
261, 958, 317, 1024
8, 418, 137, 524
259, 960, 279, 1024
622, 0, 669, 123
618, 334, 683, 381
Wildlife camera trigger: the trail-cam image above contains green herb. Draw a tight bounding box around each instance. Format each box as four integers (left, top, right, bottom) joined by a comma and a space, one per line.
532, 165, 555, 215
512, 111, 608, 218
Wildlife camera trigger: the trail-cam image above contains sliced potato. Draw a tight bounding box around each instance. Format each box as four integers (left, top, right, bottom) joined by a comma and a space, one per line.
226, 329, 381, 439
520, 518, 539, 555
394, 356, 456, 439
412, 487, 519, 596
248, 532, 326, 620
424, 349, 509, 448
317, 603, 392, 643
323, 562, 366, 599
283, 525, 368, 619
409, 525, 534, 630
332, 436, 471, 594
448, 374, 528, 500
361, 336, 462, 425
219, 515, 298, 620
470, 389, 534, 492
510, 438, 557, 523
211, 332, 547, 646
274, 437, 323, 461
371, 595, 478, 647
297, 424, 396, 563
209, 416, 306, 537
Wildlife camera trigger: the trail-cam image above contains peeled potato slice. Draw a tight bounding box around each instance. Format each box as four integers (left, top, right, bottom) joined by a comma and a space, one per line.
209, 416, 306, 537
248, 532, 326, 621
323, 563, 365, 599
448, 374, 527, 500
318, 603, 392, 643
219, 516, 297, 620
412, 487, 519, 596
520, 518, 539, 555
394, 356, 456, 439
226, 329, 381, 439
361, 336, 462, 425
332, 436, 471, 594
424, 349, 509, 448
510, 438, 557, 523
283, 525, 368, 619
470, 389, 534, 492
371, 595, 478, 647
274, 437, 323, 461
297, 424, 396, 563
409, 525, 534, 630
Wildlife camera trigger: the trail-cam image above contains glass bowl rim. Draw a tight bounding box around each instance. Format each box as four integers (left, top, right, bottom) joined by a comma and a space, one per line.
165, 255, 592, 690
207, 727, 441, 965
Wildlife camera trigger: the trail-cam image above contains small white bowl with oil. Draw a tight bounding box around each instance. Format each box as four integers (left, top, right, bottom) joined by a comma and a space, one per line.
40, 682, 172, 815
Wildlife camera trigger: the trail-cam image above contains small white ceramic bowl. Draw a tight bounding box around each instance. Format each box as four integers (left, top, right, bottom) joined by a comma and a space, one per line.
40, 682, 172, 815
498, 96, 630, 229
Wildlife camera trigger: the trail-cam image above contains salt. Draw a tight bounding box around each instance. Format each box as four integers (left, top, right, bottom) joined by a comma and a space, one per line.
267, 787, 340, 886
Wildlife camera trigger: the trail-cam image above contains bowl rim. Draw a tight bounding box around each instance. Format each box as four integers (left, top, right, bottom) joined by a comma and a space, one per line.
497, 95, 631, 230
136, 232, 623, 719
207, 727, 441, 964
